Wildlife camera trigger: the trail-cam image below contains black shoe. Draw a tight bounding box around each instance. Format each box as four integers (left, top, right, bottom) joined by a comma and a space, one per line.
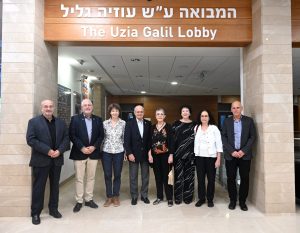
153, 198, 162, 205
49, 209, 62, 218
141, 196, 150, 204
228, 201, 236, 210
167, 200, 173, 207
175, 200, 182, 205
32, 215, 40, 225
195, 200, 205, 207
240, 203, 248, 211
131, 198, 137, 205
207, 201, 214, 208
184, 200, 192, 204
85, 200, 98, 209
73, 203, 82, 213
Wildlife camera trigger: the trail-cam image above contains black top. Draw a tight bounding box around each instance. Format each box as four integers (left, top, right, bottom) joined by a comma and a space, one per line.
150, 123, 174, 155
172, 120, 196, 160
43, 116, 56, 150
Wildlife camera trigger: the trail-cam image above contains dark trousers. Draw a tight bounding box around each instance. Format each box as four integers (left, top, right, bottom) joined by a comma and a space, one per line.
152, 153, 173, 200
129, 160, 149, 199
225, 158, 251, 204
31, 161, 62, 216
195, 156, 217, 202
101, 151, 124, 198
174, 157, 195, 203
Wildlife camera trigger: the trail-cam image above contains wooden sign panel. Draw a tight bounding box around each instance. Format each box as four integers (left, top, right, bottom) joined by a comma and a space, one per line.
45, 0, 252, 46
292, 0, 300, 47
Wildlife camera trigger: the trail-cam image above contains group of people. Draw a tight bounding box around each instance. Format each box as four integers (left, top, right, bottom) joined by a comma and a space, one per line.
26, 99, 256, 225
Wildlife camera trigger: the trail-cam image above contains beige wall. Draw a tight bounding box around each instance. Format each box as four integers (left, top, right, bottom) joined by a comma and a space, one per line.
0, 0, 58, 216
243, 0, 295, 213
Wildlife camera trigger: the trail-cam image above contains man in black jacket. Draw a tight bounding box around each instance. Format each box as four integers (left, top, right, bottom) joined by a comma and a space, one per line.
222, 101, 256, 211
124, 105, 151, 205
69, 99, 104, 213
26, 100, 69, 225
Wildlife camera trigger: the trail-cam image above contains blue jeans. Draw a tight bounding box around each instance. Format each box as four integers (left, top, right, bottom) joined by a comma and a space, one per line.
101, 152, 124, 198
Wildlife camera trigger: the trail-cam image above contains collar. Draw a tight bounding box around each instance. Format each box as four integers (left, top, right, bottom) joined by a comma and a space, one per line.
233, 115, 243, 122
83, 113, 92, 119
136, 118, 144, 123
43, 115, 55, 123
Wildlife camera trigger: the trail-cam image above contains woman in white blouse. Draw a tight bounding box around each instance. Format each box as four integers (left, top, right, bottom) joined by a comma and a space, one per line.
102, 103, 126, 207
194, 110, 223, 208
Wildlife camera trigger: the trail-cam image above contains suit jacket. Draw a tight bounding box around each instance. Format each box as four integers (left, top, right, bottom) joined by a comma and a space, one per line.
26, 115, 69, 167
124, 118, 151, 163
69, 113, 104, 160
221, 115, 256, 160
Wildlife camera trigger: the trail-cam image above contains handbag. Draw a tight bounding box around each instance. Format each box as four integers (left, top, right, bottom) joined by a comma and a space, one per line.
168, 165, 174, 185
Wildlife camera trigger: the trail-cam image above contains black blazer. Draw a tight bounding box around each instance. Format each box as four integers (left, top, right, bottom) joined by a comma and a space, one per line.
69, 113, 104, 160
221, 115, 256, 160
26, 115, 69, 167
124, 118, 151, 163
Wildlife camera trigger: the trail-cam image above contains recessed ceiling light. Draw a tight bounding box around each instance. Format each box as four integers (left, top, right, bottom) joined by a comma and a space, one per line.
130, 58, 141, 62
171, 81, 178, 85
141, 91, 146, 94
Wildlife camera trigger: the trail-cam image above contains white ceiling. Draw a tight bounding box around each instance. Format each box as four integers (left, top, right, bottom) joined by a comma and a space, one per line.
59, 47, 300, 96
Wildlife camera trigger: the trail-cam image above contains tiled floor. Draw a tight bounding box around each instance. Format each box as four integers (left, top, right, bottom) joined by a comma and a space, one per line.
1, 163, 299, 233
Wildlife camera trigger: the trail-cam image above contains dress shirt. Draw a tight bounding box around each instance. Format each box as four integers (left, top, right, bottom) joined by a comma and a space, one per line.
234, 117, 242, 150
136, 118, 144, 138
43, 115, 56, 150
84, 115, 92, 143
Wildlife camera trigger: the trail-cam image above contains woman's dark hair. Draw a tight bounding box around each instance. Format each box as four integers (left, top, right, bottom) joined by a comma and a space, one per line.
180, 105, 192, 117
108, 103, 121, 116
196, 109, 216, 126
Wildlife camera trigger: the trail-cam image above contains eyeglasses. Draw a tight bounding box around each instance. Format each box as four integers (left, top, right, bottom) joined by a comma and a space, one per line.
156, 113, 165, 116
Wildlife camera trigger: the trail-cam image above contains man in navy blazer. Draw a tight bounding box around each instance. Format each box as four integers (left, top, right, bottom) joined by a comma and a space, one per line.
124, 105, 151, 205
222, 101, 256, 211
69, 99, 104, 213
26, 100, 69, 225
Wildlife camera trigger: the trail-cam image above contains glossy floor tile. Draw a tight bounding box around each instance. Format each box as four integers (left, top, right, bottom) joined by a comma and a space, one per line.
0, 162, 299, 233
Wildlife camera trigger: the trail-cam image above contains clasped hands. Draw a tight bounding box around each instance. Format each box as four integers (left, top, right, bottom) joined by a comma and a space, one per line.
48, 149, 60, 158
231, 150, 245, 158
80, 146, 96, 155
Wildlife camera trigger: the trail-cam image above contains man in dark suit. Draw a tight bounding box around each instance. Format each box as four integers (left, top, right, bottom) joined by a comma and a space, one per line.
26, 99, 69, 225
69, 99, 104, 213
124, 105, 151, 205
222, 101, 256, 211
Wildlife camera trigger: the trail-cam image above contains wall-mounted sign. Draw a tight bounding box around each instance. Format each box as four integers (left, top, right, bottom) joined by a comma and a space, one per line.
292, 0, 300, 47
45, 0, 252, 46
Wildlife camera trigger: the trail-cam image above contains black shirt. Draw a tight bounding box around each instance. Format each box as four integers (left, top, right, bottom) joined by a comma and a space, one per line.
43, 115, 56, 150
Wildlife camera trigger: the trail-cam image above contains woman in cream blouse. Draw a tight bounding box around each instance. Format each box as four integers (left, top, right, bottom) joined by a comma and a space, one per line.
194, 110, 223, 208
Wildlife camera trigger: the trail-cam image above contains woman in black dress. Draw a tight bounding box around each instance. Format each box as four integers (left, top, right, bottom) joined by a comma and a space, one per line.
148, 108, 174, 207
172, 105, 196, 204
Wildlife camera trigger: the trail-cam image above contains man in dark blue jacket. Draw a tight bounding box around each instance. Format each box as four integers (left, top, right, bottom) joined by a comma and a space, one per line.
222, 101, 256, 211
69, 99, 104, 213
26, 100, 69, 225
124, 105, 151, 205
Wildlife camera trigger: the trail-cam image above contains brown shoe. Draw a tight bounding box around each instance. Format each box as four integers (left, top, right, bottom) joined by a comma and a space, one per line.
103, 198, 112, 207
113, 197, 120, 207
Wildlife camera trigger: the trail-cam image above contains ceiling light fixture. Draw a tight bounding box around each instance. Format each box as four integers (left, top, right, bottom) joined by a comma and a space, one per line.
141, 91, 146, 94
77, 59, 85, 65
171, 81, 178, 85
130, 58, 141, 62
